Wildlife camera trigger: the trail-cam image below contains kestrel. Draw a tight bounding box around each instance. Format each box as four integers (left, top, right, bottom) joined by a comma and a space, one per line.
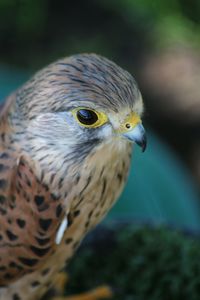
0, 54, 146, 300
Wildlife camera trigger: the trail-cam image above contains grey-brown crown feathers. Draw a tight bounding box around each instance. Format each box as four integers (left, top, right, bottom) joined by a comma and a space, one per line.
14, 53, 141, 120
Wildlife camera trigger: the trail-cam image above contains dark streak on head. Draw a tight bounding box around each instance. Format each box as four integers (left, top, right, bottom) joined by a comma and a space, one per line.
15, 54, 140, 120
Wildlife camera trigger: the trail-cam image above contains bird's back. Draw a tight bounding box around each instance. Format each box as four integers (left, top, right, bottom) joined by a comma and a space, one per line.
0, 97, 66, 287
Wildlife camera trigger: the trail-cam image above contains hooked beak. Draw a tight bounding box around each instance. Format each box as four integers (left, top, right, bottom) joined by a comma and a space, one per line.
117, 112, 147, 152
122, 123, 147, 152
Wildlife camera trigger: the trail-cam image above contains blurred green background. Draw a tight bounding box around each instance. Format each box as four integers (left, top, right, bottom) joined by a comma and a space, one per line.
1, 0, 200, 230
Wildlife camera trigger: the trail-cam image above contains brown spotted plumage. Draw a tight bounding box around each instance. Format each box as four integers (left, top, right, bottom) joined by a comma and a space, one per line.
0, 54, 146, 300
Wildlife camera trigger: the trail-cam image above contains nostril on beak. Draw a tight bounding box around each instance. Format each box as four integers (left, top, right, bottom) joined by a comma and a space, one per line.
122, 123, 147, 152
125, 123, 131, 129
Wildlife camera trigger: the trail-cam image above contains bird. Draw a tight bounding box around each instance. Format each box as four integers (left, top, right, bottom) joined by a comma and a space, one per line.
0, 53, 146, 300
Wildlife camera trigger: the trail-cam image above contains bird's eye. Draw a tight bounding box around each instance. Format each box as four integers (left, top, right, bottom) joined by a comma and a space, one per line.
77, 109, 98, 125
72, 107, 108, 128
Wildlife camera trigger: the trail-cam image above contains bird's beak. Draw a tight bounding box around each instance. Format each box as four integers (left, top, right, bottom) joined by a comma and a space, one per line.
117, 112, 147, 152
123, 123, 147, 152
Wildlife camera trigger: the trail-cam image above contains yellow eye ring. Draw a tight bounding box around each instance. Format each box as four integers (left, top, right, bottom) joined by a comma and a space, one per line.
72, 107, 108, 128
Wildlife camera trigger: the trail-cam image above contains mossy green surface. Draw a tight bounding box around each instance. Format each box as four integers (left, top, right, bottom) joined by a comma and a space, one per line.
65, 225, 200, 300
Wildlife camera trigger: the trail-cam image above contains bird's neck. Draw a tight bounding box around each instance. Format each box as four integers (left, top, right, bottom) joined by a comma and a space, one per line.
20, 137, 131, 211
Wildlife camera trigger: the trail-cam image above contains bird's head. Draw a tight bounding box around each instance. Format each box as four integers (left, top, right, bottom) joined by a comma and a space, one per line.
15, 54, 146, 161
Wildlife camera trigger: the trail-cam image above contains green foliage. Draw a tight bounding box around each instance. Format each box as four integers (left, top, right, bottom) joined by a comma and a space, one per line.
1, 0, 200, 68
101, 0, 200, 48
66, 226, 200, 300
0, 0, 47, 35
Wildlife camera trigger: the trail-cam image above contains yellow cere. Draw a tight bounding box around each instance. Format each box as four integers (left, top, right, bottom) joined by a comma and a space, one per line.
72, 107, 108, 128
118, 112, 141, 134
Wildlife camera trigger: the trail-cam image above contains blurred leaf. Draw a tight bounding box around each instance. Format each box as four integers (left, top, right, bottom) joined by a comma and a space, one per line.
109, 130, 200, 232
16, 0, 47, 37
62, 226, 200, 300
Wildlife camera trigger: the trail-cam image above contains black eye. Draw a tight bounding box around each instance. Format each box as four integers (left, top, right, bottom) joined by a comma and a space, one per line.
77, 109, 98, 125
